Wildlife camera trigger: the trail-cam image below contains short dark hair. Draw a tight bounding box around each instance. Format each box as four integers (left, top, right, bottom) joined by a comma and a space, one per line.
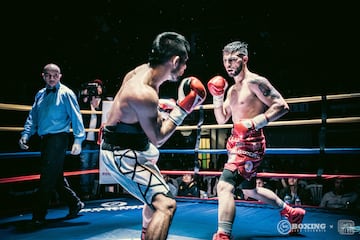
92, 79, 103, 87
148, 32, 190, 67
223, 41, 248, 56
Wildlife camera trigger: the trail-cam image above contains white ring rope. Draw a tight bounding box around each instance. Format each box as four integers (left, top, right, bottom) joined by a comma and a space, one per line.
1, 92, 359, 112
1, 116, 359, 132
1, 92, 359, 132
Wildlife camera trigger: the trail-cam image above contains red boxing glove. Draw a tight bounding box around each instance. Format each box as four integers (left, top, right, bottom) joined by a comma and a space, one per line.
158, 98, 176, 112
207, 75, 228, 96
233, 114, 269, 138
233, 120, 254, 138
169, 77, 206, 125
177, 76, 206, 112
207, 76, 228, 108
158, 98, 176, 120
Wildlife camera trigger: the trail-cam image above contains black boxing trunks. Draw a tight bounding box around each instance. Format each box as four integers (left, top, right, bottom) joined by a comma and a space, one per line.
101, 122, 150, 151
224, 128, 266, 181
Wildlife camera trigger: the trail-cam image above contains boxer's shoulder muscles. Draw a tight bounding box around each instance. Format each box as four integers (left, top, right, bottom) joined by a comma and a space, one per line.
249, 77, 280, 100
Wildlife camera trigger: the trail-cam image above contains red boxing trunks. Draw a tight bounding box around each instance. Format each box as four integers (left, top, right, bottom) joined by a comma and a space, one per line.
225, 128, 266, 180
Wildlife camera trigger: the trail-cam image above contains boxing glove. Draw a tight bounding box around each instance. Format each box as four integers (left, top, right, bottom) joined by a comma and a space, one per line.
158, 98, 176, 120
158, 98, 176, 112
233, 114, 269, 138
169, 77, 206, 126
207, 76, 228, 108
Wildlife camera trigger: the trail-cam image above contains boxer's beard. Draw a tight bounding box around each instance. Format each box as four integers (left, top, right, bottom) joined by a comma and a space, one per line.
228, 62, 243, 78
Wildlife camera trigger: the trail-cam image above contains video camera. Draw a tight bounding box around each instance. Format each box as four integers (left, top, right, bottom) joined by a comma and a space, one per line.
80, 82, 101, 98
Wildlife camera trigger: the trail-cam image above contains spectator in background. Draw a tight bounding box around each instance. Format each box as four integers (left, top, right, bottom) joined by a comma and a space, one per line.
354, 181, 360, 210
256, 178, 266, 188
234, 185, 245, 200
163, 174, 179, 196
320, 178, 358, 209
278, 178, 312, 205
78, 79, 104, 200
178, 173, 200, 197
203, 175, 219, 198
246, 177, 275, 201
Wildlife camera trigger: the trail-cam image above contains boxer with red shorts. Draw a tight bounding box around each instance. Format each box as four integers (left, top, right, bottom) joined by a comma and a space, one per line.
224, 128, 265, 182
208, 41, 306, 239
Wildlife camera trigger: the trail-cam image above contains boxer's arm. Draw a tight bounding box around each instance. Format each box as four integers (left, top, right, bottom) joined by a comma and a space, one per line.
213, 88, 232, 124
207, 76, 231, 124
248, 77, 289, 122
158, 98, 176, 120
132, 90, 179, 147
135, 77, 206, 147
168, 76, 206, 125
128, 88, 181, 147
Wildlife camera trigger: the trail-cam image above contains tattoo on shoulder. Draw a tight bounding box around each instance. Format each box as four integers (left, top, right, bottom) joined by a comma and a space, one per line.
251, 78, 280, 99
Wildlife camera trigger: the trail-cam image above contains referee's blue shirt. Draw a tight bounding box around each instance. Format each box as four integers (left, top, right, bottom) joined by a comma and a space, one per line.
22, 82, 86, 145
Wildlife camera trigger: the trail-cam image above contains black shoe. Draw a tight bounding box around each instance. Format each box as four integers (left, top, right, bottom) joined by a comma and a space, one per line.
27, 219, 46, 230
82, 194, 91, 201
66, 201, 85, 219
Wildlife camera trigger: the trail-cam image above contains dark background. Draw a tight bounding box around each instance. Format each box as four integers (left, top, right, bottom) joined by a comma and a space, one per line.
1, 0, 359, 104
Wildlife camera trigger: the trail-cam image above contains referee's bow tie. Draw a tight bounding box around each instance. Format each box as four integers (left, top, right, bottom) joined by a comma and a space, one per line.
46, 88, 57, 94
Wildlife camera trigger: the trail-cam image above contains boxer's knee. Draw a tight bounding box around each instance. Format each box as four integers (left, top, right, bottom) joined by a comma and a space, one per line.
152, 193, 176, 216
217, 180, 234, 195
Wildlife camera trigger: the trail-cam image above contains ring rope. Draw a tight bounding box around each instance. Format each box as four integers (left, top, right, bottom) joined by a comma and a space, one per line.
193, 105, 204, 173
1, 147, 359, 160
160, 148, 360, 155
161, 170, 360, 179
1, 169, 360, 184
0, 103, 101, 114
1, 92, 359, 112
176, 117, 360, 131
197, 92, 360, 110
1, 92, 359, 132
1, 116, 359, 132
1, 93, 358, 186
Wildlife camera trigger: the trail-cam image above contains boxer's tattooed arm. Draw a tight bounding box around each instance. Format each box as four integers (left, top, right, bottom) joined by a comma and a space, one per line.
250, 78, 280, 99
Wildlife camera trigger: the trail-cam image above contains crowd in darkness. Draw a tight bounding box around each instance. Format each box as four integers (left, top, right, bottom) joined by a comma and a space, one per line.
173, 174, 360, 210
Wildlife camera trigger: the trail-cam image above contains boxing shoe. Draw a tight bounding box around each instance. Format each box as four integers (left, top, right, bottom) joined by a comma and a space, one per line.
280, 205, 306, 234
66, 201, 85, 219
212, 231, 233, 240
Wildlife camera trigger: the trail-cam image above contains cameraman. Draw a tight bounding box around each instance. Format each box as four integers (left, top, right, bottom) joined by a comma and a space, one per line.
78, 79, 104, 200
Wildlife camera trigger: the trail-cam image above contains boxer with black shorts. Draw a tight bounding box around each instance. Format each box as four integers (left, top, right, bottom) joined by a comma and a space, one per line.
208, 41, 306, 239
99, 32, 206, 240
